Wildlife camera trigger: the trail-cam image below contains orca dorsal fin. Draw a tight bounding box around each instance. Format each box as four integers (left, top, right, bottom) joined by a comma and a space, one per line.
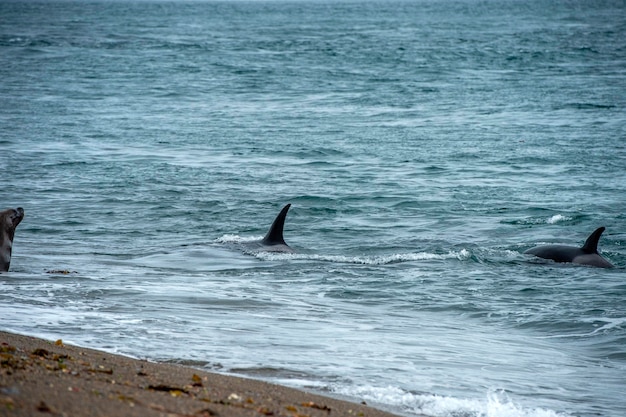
581, 226, 606, 254
261, 204, 291, 246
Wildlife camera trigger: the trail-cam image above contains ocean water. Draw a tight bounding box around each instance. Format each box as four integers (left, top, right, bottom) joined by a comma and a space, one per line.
1, 0, 625, 416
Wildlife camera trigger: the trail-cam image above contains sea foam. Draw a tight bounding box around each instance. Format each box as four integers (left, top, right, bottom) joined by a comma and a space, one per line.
333, 385, 571, 417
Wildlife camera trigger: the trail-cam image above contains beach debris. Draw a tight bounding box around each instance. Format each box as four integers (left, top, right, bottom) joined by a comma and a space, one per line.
285, 405, 297, 411
195, 407, 219, 416
87, 365, 113, 375
192, 373, 204, 387
116, 394, 137, 407
1, 344, 25, 371
227, 392, 242, 402
0, 343, 16, 353
256, 406, 274, 415
0, 396, 15, 411
302, 401, 332, 412
148, 384, 189, 397
284, 404, 314, 417
36, 400, 53, 413
32, 348, 50, 357
55, 339, 63, 347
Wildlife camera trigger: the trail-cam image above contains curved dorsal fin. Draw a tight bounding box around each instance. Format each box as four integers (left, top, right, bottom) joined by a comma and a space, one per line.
581, 226, 606, 254
261, 204, 291, 246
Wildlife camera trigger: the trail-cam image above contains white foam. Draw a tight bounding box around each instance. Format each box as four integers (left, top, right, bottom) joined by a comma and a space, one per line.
272, 378, 328, 389
333, 385, 572, 417
519, 215, 573, 226
582, 317, 626, 334
543, 317, 626, 339
214, 235, 471, 265
255, 250, 471, 265
215, 234, 263, 244
546, 214, 570, 224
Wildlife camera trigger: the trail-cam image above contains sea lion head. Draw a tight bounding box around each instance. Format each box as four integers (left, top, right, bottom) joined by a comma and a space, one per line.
1, 207, 24, 238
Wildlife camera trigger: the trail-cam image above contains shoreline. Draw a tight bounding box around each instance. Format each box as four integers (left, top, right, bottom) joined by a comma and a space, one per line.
0, 331, 410, 417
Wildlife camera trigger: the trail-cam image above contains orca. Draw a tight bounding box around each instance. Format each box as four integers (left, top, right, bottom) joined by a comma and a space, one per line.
244, 204, 295, 253
1, 207, 24, 272
524, 226, 614, 268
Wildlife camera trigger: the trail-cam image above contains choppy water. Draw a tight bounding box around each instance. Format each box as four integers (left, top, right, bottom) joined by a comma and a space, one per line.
1, 1, 625, 416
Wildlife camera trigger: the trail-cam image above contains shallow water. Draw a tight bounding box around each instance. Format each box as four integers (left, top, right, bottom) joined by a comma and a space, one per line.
1, 1, 625, 416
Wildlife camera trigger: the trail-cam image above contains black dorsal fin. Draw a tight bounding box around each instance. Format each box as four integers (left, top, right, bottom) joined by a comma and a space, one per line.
581, 226, 606, 254
261, 204, 291, 246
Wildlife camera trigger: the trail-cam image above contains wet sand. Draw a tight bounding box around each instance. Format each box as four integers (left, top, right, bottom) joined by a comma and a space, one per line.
0, 331, 410, 417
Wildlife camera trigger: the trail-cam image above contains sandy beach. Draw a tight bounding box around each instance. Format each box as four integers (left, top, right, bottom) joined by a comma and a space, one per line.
0, 331, 408, 417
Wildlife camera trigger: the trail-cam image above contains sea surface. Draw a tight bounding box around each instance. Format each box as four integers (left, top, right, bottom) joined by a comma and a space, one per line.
1, 1, 625, 416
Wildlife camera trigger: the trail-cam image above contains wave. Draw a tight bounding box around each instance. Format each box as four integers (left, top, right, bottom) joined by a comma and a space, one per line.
333, 385, 571, 417
556, 102, 615, 111
545, 214, 570, 224
504, 214, 576, 226
215, 234, 262, 244
540, 317, 626, 339
215, 235, 471, 265
255, 251, 471, 265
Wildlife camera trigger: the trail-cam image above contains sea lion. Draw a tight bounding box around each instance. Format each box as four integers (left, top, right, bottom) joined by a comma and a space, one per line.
1, 207, 24, 272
